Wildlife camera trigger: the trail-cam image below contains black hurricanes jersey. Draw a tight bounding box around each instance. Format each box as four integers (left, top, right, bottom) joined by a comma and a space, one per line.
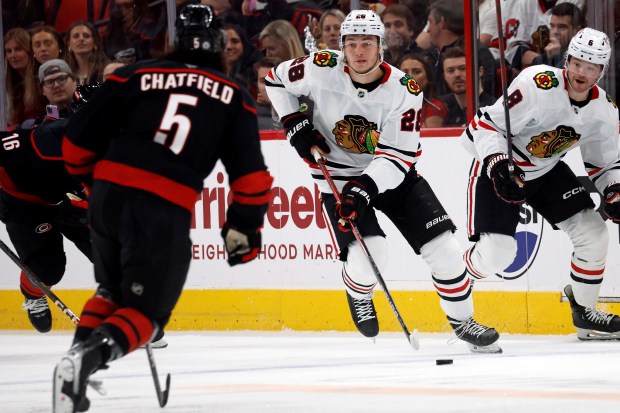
63, 59, 272, 213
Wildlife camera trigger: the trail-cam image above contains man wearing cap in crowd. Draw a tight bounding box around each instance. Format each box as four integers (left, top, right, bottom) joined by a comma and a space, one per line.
39, 59, 78, 118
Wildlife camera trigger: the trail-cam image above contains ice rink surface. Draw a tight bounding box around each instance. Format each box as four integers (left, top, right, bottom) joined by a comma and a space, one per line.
1, 330, 619, 413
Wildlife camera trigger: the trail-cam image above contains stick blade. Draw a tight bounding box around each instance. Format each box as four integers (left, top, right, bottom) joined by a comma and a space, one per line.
409, 329, 420, 350
160, 373, 171, 407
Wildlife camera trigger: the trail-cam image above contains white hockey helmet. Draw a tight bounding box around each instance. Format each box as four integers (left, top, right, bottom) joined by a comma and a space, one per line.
339, 10, 385, 49
566, 28, 611, 70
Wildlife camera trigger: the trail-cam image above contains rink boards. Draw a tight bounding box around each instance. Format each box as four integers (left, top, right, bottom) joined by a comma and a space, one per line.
1, 129, 619, 333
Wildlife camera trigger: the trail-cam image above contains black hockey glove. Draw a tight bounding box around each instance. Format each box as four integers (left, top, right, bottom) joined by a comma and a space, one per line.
57, 191, 89, 227
336, 175, 378, 232
281, 112, 330, 164
485, 153, 526, 204
603, 182, 620, 223
221, 223, 262, 266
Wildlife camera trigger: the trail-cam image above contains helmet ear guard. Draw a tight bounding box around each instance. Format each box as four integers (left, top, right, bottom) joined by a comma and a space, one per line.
175, 4, 225, 53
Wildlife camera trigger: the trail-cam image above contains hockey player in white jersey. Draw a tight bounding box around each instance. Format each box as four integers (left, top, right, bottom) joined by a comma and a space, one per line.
266, 10, 501, 353
462, 27, 620, 340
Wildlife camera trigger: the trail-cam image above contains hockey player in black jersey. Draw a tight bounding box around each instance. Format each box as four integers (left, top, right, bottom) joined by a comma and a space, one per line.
0, 63, 93, 334
53, 5, 273, 412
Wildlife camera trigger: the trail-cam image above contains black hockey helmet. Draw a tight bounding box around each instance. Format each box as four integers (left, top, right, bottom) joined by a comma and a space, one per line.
175, 4, 225, 54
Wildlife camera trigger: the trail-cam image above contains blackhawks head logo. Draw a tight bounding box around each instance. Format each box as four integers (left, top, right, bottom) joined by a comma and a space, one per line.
332, 115, 380, 154
526, 125, 581, 158
400, 75, 421, 95
533, 71, 559, 90
313, 51, 338, 68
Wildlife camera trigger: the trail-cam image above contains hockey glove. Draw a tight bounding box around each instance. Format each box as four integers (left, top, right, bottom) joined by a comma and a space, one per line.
281, 112, 330, 164
57, 191, 89, 227
221, 223, 262, 266
603, 182, 620, 223
336, 175, 378, 232
485, 153, 526, 204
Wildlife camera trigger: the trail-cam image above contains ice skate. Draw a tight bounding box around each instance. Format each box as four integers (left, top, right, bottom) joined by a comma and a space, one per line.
564, 285, 620, 341
346, 292, 379, 339
149, 329, 168, 349
22, 296, 52, 333
448, 316, 502, 354
53, 333, 111, 413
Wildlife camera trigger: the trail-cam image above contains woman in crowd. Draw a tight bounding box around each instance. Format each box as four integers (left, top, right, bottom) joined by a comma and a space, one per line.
30, 26, 65, 65
65, 20, 110, 85
398, 53, 445, 127
4, 28, 44, 128
259, 19, 305, 60
223, 24, 263, 87
316, 9, 346, 50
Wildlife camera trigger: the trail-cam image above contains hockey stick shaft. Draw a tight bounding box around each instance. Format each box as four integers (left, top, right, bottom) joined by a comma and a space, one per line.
312, 150, 419, 350
0, 238, 80, 325
145, 342, 171, 407
494, 0, 515, 182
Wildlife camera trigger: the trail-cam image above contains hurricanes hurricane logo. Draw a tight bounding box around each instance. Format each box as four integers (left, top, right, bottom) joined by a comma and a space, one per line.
313, 51, 338, 68
332, 115, 380, 154
526, 125, 580, 158
399, 75, 421, 95
606, 93, 617, 109
533, 71, 559, 89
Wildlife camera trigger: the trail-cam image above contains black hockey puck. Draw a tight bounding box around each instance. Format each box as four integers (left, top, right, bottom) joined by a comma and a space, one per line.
436, 359, 454, 365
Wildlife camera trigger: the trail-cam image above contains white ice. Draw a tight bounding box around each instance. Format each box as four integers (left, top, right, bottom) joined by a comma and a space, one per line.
1, 331, 619, 413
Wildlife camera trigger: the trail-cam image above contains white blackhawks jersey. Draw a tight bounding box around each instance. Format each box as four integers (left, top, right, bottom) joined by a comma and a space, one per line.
265, 50, 423, 194
462, 65, 620, 194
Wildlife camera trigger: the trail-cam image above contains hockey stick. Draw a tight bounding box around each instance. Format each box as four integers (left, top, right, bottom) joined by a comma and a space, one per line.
0, 238, 80, 325
312, 149, 420, 350
494, 0, 515, 182
145, 342, 171, 407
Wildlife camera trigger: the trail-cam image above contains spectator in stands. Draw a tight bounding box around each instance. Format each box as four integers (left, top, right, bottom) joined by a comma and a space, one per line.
223, 24, 263, 87
4, 28, 45, 128
316, 9, 346, 50
425, 0, 495, 97
39, 59, 78, 119
259, 20, 306, 60
477, 0, 497, 48
397, 53, 444, 127
437, 46, 494, 127
105, 0, 167, 63
531, 3, 584, 68
30, 26, 65, 65
382, 4, 423, 66
254, 56, 284, 130
65, 21, 110, 85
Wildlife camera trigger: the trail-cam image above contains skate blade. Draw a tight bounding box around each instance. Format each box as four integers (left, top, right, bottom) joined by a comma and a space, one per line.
577, 329, 620, 341
467, 343, 503, 354
53, 360, 76, 413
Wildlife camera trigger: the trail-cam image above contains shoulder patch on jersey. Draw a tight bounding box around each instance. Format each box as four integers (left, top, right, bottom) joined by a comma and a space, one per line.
526, 125, 581, 158
332, 115, 380, 155
606, 93, 617, 109
312, 51, 338, 68
399, 75, 421, 95
532, 71, 559, 90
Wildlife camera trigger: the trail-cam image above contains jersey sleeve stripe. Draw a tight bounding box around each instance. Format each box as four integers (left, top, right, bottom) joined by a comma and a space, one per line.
374, 150, 414, 168
106, 74, 129, 83
62, 137, 98, 173
30, 129, 62, 161
230, 170, 274, 205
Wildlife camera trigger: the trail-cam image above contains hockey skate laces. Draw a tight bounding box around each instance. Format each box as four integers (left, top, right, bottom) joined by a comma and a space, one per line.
353, 298, 376, 323
585, 307, 614, 326
452, 318, 488, 339
22, 297, 48, 314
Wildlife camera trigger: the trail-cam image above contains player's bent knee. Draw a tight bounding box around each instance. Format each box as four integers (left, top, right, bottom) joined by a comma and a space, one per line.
420, 231, 463, 278
470, 233, 517, 277
344, 236, 387, 285
557, 208, 608, 262
26, 251, 66, 286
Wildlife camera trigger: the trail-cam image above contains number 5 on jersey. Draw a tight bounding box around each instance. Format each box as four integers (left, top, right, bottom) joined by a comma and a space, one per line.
154, 94, 198, 154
